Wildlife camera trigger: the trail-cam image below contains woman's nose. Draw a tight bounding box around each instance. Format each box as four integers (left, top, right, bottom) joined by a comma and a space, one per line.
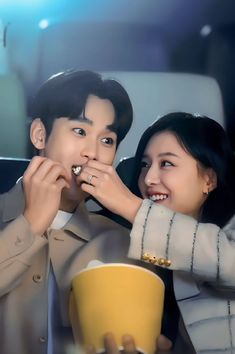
144, 166, 160, 186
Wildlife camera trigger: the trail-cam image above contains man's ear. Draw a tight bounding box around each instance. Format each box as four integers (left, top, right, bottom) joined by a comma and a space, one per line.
203, 168, 217, 195
30, 118, 47, 150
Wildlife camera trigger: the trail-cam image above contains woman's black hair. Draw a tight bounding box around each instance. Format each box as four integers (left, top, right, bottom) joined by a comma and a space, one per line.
130, 112, 235, 227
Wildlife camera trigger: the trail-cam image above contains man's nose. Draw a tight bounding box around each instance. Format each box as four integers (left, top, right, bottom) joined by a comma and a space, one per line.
144, 166, 160, 186
80, 141, 97, 160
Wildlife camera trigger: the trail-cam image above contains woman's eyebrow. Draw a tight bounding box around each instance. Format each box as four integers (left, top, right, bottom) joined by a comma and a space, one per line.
142, 152, 179, 159
158, 152, 180, 158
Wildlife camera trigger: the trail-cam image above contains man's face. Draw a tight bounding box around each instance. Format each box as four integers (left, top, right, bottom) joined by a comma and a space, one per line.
35, 94, 117, 211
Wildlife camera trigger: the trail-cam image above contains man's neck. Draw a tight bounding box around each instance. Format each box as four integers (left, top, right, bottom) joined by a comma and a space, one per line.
59, 199, 80, 213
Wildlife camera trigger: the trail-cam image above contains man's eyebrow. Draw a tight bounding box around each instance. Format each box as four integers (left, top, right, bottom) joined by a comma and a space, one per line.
76, 116, 116, 132
76, 115, 93, 125
107, 123, 117, 133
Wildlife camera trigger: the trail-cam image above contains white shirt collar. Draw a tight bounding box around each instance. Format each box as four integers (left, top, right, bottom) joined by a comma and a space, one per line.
50, 210, 72, 230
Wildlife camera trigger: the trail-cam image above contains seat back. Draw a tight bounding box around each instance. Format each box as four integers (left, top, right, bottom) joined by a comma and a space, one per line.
100, 71, 225, 165
0, 158, 29, 193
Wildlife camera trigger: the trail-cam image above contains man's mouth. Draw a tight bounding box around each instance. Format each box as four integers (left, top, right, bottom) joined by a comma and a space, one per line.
149, 193, 168, 201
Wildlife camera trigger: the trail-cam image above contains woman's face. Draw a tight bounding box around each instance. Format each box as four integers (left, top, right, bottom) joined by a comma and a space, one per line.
138, 131, 216, 219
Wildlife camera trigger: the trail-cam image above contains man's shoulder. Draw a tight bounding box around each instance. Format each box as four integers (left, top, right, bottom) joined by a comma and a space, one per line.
0, 192, 5, 221
0, 183, 24, 228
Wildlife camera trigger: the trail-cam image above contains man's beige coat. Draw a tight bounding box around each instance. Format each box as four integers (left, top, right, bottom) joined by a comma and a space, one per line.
0, 182, 130, 354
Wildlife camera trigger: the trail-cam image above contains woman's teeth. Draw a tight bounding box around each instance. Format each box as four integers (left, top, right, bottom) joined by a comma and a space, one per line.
149, 194, 167, 201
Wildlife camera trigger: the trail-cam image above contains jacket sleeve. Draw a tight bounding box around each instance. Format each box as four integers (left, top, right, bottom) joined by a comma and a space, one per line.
128, 199, 235, 285
0, 215, 47, 295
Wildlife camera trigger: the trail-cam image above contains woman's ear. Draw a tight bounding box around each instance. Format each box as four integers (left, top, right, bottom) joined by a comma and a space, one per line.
30, 118, 46, 150
203, 168, 217, 195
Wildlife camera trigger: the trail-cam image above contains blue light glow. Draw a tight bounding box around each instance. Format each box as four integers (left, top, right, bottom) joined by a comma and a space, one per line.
39, 19, 49, 29
200, 25, 212, 37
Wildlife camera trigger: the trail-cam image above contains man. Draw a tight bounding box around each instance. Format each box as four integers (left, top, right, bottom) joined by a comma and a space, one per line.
0, 70, 133, 354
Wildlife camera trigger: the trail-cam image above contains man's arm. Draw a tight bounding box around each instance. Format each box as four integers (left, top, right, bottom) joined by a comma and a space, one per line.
128, 199, 235, 285
0, 215, 47, 296
0, 156, 70, 296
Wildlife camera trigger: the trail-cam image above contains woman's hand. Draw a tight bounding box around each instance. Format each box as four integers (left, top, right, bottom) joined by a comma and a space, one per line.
79, 160, 142, 223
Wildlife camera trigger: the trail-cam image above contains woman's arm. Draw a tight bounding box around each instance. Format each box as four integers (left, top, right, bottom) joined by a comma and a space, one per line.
129, 199, 235, 285
80, 161, 235, 285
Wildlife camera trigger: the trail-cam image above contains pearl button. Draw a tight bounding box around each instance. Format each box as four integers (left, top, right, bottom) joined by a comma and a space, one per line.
141, 253, 150, 261
157, 258, 165, 265
165, 259, 172, 267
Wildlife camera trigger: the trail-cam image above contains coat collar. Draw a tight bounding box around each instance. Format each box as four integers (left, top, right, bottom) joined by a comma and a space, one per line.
2, 181, 93, 242
62, 200, 92, 241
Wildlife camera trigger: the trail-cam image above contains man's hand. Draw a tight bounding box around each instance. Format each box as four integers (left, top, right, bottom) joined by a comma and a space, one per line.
23, 156, 70, 235
85, 333, 138, 354
157, 334, 173, 352
85, 333, 173, 354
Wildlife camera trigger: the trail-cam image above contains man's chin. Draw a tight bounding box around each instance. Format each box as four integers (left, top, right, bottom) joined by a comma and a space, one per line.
62, 186, 88, 206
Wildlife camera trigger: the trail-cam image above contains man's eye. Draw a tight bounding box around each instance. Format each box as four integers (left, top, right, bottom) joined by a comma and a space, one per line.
73, 128, 86, 136
140, 161, 150, 169
101, 137, 114, 145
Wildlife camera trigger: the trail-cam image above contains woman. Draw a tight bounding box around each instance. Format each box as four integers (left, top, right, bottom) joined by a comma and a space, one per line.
79, 112, 235, 353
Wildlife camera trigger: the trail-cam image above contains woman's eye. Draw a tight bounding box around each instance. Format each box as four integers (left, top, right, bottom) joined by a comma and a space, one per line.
161, 160, 173, 167
101, 137, 114, 145
73, 128, 86, 136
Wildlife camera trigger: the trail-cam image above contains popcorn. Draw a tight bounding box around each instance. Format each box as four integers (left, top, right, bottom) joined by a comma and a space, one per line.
72, 165, 82, 176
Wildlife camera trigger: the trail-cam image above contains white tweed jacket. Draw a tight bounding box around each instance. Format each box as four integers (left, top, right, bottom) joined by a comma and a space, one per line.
128, 199, 235, 354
